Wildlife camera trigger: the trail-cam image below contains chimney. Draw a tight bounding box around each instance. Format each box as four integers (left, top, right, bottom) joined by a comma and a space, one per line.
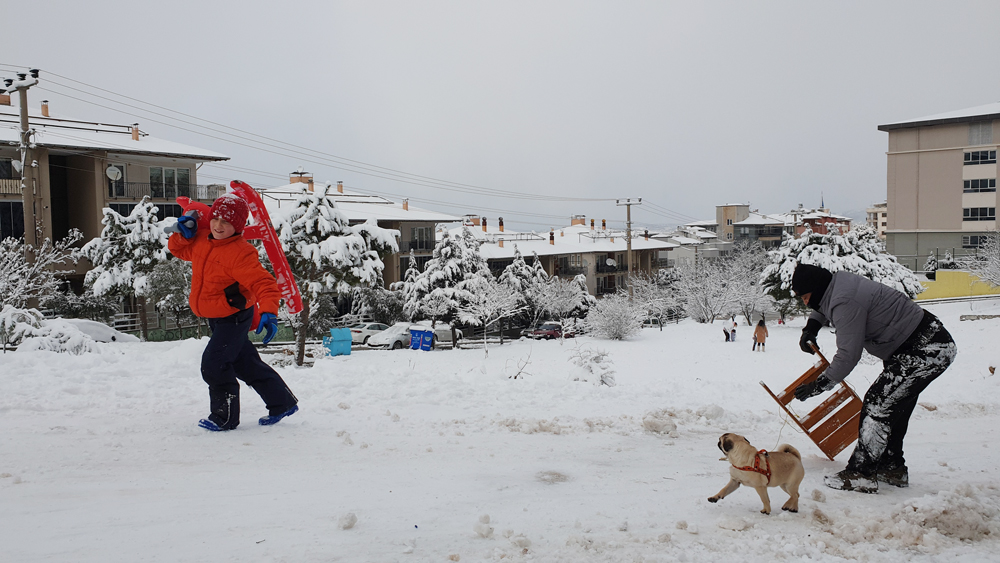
571, 214, 586, 226
549, 229, 554, 245
644, 229, 649, 241
0, 92, 9, 106
41, 100, 49, 117
590, 218, 595, 231
482, 217, 488, 232
498, 217, 504, 232
602, 219, 606, 230
337, 181, 343, 193
131, 123, 139, 141
560, 229, 564, 237
289, 167, 314, 188
611, 237, 615, 242
402, 198, 409, 211
498, 239, 504, 248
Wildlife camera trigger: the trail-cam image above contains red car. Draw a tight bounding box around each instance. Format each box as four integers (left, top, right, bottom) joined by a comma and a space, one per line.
531, 322, 573, 340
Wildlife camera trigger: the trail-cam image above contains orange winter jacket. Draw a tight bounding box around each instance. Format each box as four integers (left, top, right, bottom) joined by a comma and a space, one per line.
168, 230, 281, 319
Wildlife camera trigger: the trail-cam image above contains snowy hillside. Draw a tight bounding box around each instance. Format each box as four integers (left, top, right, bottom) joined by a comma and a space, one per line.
3, 300, 1000, 562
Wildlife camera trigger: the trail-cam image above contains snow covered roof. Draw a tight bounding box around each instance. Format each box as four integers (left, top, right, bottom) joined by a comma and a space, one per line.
449, 223, 676, 261
258, 183, 461, 224
668, 236, 704, 245
684, 220, 718, 227
0, 104, 229, 161
733, 212, 785, 226
800, 212, 852, 222
878, 101, 1000, 131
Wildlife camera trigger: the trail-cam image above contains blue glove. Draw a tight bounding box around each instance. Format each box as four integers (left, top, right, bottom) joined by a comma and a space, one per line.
256, 312, 278, 344
175, 213, 197, 239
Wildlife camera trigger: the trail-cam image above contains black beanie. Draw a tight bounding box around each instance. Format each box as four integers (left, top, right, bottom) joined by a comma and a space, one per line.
791, 263, 833, 309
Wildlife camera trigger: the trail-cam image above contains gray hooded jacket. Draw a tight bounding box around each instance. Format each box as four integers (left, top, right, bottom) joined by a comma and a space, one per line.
809, 271, 925, 383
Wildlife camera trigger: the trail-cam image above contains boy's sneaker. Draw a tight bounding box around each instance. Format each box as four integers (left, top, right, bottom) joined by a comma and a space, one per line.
198, 418, 234, 432
877, 466, 909, 488
824, 469, 878, 494
259, 404, 298, 426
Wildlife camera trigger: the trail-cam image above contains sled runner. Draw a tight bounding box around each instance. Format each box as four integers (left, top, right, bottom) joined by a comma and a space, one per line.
759, 346, 862, 461
229, 180, 304, 316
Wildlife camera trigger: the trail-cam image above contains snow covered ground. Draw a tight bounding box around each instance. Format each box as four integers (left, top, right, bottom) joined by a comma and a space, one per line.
3, 300, 1000, 562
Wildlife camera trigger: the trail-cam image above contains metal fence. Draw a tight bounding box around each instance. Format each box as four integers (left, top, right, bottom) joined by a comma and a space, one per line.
0, 178, 20, 195
108, 182, 226, 201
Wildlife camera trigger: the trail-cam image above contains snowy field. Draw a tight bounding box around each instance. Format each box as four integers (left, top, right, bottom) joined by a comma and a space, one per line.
3, 300, 1000, 562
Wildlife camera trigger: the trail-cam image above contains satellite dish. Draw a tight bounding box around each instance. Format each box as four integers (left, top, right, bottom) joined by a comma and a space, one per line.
106, 166, 123, 182
11, 160, 22, 173
606, 258, 616, 267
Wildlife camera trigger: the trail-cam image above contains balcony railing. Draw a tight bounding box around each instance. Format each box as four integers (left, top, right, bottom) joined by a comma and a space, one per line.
595, 263, 627, 273
0, 178, 21, 195
556, 266, 586, 277
407, 240, 435, 252
108, 182, 226, 201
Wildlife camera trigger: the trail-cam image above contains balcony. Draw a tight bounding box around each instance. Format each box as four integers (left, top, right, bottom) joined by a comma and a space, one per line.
555, 266, 586, 277
108, 182, 226, 202
0, 178, 21, 195
407, 240, 435, 252
595, 263, 627, 273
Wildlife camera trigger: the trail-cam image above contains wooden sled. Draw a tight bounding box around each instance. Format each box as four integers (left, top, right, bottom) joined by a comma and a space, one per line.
759, 347, 863, 461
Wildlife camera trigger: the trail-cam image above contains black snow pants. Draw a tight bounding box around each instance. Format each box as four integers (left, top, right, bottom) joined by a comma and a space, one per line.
202, 307, 297, 430
846, 310, 956, 476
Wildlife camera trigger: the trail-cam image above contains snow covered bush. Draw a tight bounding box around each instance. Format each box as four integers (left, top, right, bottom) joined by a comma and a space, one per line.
0, 305, 43, 351
761, 225, 924, 299
352, 287, 405, 325
568, 345, 616, 386
83, 197, 168, 340
536, 274, 595, 330
498, 246, 549, 328
17, 319, 98, 355
39, 288, 119, 324
728, 241, 772, 325
457, 272, 525, 355
584, 291, 644, 340
272, 184, 399, 365
671, 259, 737, 323
147, 258, 195, 328
0, 228, 81, 309
960, 232, 1000, 287
923, 253, 938, 274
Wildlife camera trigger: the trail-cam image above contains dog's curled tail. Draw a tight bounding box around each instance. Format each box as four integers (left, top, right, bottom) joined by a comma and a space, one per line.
777, 444, 801, 460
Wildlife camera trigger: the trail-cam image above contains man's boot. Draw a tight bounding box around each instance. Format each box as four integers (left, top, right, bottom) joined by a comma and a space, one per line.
824, 469, 878, 494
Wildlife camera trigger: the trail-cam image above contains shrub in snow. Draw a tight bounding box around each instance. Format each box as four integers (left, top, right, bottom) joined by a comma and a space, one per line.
147, 258, 195, 328
83, 197, 168, 340
761, 225, 924, 300
457, 271, 526, 355
938, 250, 958, 270
568, 345, 616, 386
351, 287, 405, 326
16, 318, 98, 355
272, 184, 399, 365
584, 292, 643, 340
0, 305, 43, 351
923, 253, 938, 274
40, 287, 119, 324
0, 228, 81, 309
629, 272, 683, 328
671, 259, 738, 323
536, 274, 595, 334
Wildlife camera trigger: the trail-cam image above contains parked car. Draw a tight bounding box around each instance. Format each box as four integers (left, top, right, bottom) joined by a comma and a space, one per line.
349, 322, 390, 345
642, 318, 661, 329
531, 321, 573, 340
368, 321, 464, 350
367, 322, 414, 350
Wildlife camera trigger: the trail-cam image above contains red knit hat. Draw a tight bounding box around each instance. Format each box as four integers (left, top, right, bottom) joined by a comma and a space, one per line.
210, 194, 249, 233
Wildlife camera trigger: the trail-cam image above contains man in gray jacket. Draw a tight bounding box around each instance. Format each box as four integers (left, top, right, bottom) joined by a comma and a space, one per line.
791, 263, 957, 493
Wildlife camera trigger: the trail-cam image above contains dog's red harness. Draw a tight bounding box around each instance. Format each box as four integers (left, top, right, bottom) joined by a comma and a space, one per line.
735, 449, 771, 484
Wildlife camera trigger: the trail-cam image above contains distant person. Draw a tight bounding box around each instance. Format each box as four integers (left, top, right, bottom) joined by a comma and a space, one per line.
730, 316, 737, 342
752, 319, 768, 352
168, 194, 299, 431
791, 263, 956, 493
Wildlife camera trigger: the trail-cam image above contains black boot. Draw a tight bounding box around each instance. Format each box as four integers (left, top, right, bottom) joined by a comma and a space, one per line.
201, 390, 240, 431
824, 469, 878, 493
877, 466, 909, 488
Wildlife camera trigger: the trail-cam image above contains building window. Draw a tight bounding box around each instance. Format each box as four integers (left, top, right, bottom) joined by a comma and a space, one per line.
109, 203, 136, 217
964, 179, 996, 192
963, 207, 996, 221
726, 219, 733, 225
726, 232, 733, 240
963, 235, 987, 248
0, 158, 14, 179
107, 163, 126, 197
964, 150, 997, 165
149, 167, 191, 198
155, 204, 184, 220
969, 121, 993, 146
409, 226, 434, 251
0, 201, 24, 240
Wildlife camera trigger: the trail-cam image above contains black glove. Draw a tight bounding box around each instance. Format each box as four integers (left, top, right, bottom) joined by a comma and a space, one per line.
799, 318, 821, 354
794, 374, 834, 401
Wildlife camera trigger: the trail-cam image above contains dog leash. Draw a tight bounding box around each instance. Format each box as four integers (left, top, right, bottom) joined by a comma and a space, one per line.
734, 449, 771, 484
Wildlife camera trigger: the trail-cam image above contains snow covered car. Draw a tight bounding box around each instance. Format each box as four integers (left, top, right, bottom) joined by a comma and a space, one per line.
349, 322, 390, 345
531, 322, 573, 339
367, 322, 414, 350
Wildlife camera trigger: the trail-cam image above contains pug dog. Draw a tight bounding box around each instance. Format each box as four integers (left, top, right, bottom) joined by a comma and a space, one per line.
707, 433, 804, 515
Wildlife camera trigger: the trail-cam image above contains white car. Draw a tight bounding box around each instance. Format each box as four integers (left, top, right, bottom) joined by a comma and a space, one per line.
367, 321, 464, 350
349, 322, 390, 345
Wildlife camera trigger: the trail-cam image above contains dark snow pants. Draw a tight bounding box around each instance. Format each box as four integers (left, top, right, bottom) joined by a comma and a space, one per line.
846, 311, 956, 476
202, 307, 297, 430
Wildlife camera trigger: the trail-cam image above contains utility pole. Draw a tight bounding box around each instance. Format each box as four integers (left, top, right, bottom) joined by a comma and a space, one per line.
616, 198, 642, 297
3, 69, 40, 251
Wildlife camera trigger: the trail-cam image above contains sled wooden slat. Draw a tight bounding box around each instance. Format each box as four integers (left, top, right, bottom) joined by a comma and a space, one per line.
759, 347, 864, 461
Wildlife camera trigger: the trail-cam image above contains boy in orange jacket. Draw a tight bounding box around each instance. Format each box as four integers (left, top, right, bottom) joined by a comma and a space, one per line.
168, 194, 298, 431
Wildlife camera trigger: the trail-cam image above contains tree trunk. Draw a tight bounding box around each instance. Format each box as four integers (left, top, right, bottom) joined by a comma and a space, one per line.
499, 318, 505, 345
137, 295, 149, 341
451, 325, 457, 350
296, 298, 311, 367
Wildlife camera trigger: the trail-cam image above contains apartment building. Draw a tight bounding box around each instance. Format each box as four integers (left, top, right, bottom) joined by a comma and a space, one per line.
867, 201, 888, 239
878, 102, 1000, 269
716, 203, 750, 242
0, 97, 229, 283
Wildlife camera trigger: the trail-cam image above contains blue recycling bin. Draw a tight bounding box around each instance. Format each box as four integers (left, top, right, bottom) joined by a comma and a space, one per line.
419, 330, 434, 351
409, 328, 424, 350
409, 328, 434, 351
323, 327, 352, 357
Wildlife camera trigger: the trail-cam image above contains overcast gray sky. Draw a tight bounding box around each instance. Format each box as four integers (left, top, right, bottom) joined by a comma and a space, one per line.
6, 1, 1000, 231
